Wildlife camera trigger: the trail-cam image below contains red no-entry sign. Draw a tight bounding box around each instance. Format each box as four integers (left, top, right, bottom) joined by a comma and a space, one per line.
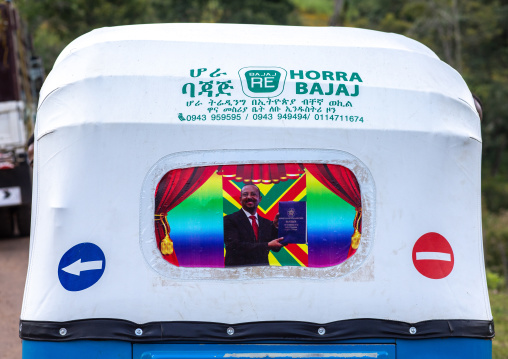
412, 232, 454, 279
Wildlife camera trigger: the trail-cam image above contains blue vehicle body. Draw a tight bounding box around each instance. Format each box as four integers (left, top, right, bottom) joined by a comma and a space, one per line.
23, 340, 491, 359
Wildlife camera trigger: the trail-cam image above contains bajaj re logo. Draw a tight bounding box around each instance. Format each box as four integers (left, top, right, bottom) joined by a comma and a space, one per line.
239, 67, 287, 98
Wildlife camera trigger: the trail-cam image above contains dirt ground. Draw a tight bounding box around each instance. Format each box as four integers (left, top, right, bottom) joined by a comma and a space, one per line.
0, 236, 29, 358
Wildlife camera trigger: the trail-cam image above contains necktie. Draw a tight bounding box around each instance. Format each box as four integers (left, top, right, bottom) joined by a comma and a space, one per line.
249, 215, 258, 241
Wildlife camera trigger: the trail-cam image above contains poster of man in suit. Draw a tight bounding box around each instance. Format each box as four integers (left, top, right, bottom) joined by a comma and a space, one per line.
223, 184, 284, 266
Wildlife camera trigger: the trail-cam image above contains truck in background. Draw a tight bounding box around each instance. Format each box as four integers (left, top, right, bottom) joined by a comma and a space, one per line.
0, 0, 44, 237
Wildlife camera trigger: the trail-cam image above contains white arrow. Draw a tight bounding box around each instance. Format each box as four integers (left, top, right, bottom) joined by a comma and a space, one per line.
62, 259, 103, 276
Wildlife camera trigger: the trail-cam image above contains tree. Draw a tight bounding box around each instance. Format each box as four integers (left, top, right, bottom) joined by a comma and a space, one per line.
16, 0, 150, 73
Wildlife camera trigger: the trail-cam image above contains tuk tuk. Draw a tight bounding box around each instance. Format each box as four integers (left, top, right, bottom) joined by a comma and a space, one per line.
20, 24, 492, 358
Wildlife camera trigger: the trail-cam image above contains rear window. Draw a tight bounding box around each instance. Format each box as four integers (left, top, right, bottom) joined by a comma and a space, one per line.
154, 163, 362, 268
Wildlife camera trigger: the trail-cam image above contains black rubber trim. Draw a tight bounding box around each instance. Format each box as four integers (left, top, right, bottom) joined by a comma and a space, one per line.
19, 319, 494, 342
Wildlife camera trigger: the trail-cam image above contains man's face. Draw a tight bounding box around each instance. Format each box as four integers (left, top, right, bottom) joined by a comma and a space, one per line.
240, 185, 261, 214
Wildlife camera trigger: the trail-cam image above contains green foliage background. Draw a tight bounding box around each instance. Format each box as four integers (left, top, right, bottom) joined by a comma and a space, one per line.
12, 0, 508, 353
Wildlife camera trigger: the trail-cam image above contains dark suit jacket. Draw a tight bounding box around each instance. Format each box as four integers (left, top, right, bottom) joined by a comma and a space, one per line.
224, 210, 279, 266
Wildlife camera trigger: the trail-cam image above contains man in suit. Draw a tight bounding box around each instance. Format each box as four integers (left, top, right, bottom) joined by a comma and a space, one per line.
224, 184, 284, 266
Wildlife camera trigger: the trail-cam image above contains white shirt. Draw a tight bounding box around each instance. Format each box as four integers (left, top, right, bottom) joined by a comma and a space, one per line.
242, 208, 258, 226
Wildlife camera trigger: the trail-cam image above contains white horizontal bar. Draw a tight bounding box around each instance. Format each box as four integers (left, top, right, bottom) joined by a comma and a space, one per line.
416, 252, 451, 261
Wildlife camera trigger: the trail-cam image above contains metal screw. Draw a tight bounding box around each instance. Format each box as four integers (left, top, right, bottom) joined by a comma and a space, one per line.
409, 327, 417, 335
318, 327, 326, 335
489, 324, 493, 334
59, 328, 67, 336
19, 323, 22, 332
135, 328, 143, 336
227, 327, 235, 335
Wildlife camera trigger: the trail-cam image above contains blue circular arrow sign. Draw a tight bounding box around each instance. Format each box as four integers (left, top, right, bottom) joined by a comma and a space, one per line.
58, 243, 106, 291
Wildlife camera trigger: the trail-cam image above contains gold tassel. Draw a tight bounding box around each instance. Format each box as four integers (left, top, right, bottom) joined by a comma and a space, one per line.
351, 228, 361, 249
351, 209, 362, 250
155, 214, 174, 255
161, 234, 174, 255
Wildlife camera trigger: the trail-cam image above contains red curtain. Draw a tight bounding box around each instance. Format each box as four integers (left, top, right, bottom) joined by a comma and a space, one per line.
154, 166, 218, 266
304, 164, 362, 258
